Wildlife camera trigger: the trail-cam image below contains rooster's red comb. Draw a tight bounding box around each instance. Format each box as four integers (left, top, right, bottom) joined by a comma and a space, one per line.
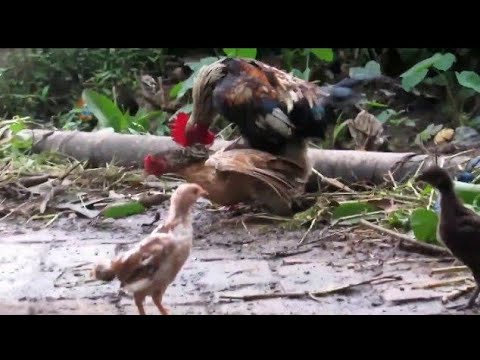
169, 112, 215, 147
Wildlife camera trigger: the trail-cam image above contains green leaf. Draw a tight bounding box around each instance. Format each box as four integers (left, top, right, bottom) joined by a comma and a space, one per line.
9, 121, 26, 134
41, 85, 50, 99
303, 67, 311, 81
310, 48, 334, 62
366, 101, 388, 109
400, 53, 456, 91
418, 123, 443, 142
291, 68, 304, 78
82, 89, 126, 132
332, 201, 379, 219
453, 181, 480, 205
432, 53, 456, 71
456, 71, 480, 93
401, 69, 429, 91
388, 210, 410, 230
102, 201, 146, 219
223, 48, 257, 59
177, 76, 195, 99
349, 60, 382, 80
169, 82, 183, 98
377, 109, 398, 123
410, 208, 439, 243
332, 119, 350, 143
184, 57, 220, 72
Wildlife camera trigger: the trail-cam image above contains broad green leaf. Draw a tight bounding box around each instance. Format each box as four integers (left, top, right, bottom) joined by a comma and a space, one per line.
456, 71, 480, 93
184, 57, 220, 72
223, 48, 257, 59
418, 123, 443, 142
388, 210, 410, 230
349, 61, 382, 80
82, 89, 126, 132
377, 109, 398, 123
401, 53, 442, 78
177, 76, 195, 99
102, 201, 146, 219
453, 181, 480, 205
410, 208, 439, 243
291, 68, 304, 78
169, 82, 183, 98
432, 53, 456, 71
401, 69, 428, 91
9, 122, 25, 134
332, 201, 379, 219
310, 48, 334, 62
400, 53, 456, 91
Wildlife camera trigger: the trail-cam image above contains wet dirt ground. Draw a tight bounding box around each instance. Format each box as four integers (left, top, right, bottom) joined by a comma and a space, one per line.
0, 199, 478, 315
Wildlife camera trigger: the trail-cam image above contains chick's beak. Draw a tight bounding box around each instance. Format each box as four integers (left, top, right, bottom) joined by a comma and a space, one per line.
199, 188, 209, 197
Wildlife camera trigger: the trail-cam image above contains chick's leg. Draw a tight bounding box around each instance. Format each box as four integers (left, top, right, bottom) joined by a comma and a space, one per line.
134, 294, 146, 315
447, 275, 480, 310
152, 291, 170, 315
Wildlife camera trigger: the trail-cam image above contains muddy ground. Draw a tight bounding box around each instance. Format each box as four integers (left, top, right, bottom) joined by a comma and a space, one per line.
0, 199, 478, 315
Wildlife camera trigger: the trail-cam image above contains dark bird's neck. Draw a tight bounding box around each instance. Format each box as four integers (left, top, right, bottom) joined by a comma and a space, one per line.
437, 184, 468, 220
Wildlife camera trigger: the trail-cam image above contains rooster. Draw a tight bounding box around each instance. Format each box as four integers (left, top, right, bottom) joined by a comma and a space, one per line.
92, 183, 207, 315
183, 57, 385, 157
143, 113, 311, 216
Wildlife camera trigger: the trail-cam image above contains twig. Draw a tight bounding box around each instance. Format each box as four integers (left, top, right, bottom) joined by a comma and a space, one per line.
442, 285, 476, 304
43, 211, 66, 228
262, 248, 313, 259
386, 257, 454, 266
431, 265, 468, 275
412, 276, 472, 290
311, 168, 355, 193
105, 172, 127, 191
359, 219, 451, 256
219, 274, 402, 302
58, 161, 82, 182
296, 215, 319, 247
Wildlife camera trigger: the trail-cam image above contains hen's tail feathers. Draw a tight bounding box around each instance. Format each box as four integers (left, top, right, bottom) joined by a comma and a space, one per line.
321, 75, 397, 107
92, 260, 116, 282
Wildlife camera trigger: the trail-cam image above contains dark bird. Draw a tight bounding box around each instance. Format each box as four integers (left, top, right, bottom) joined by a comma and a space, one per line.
183, 57, 386, 157
416, 165, 480, 310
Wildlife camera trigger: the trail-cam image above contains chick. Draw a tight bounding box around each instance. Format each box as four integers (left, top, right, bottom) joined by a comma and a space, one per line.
92, 183, 207, 315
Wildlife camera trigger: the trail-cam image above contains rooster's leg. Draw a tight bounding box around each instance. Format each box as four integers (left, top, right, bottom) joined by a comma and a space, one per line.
152, 292, 170, 315
134, 294, 146, 315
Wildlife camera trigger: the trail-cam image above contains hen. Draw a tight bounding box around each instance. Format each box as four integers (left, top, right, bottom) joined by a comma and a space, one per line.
183, 57, 385, 156
416, 166, 480, 310
92, 183, 207, 315
144, 113, 311, 216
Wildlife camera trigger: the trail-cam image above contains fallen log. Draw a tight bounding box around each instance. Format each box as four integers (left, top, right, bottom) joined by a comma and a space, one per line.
17, 129, 475, 187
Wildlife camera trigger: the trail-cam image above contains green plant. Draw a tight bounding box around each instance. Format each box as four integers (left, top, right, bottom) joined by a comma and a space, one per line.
0, 48, 167, 120
400, 52, 480, 125
0, 117, 33, 160
285, 48, 334, 81
82, 89, 169, 135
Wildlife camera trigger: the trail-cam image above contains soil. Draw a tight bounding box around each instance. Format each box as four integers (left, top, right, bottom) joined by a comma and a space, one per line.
0, 199, 478, 316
